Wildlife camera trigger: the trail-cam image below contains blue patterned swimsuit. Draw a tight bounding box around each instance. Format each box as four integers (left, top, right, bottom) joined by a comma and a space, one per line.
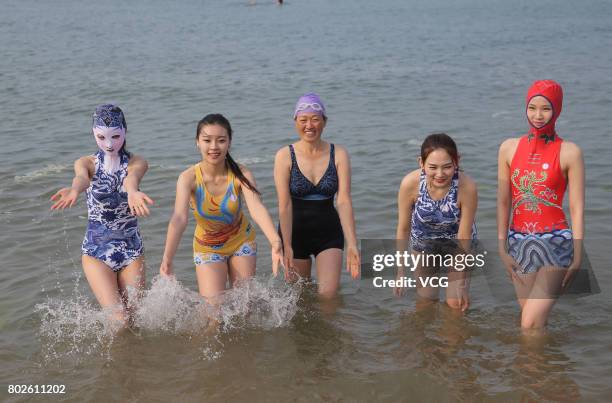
81, 151, 144, 271
410, 169, 477, 253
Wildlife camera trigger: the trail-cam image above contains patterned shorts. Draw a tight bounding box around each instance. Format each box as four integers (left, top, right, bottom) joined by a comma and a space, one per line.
194, 240, 257, 266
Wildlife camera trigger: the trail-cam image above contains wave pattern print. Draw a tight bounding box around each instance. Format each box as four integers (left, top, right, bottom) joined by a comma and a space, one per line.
507, 229, 573, 274
81, 151, 143, 271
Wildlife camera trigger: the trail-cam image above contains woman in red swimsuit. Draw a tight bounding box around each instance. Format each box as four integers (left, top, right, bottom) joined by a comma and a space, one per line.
497, 80, 585, 331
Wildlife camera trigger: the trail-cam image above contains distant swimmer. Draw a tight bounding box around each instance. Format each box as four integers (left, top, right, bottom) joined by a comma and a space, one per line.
497, 80, 585, 332
159, 114, 282, 303
50, 104, 153, 330
395, 133, 478, 312
274, 93, 360, 299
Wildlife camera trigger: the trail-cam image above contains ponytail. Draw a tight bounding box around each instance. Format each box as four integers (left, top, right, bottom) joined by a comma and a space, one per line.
226, 153, 260, 195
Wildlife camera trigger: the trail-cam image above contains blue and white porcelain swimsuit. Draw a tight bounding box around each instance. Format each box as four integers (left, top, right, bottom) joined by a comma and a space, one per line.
410, 169, 477, 253
81, 151, 143, 271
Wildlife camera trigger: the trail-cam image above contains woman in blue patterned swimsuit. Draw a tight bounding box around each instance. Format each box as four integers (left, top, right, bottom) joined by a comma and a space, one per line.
396, 133, 478, 311
51, 104, 154, 328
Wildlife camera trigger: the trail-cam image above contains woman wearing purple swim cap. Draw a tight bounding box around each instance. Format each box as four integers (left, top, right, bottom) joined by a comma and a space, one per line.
274, 93, 360, 299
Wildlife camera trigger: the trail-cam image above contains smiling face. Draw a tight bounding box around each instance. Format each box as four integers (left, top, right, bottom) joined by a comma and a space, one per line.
294, 112, 326, 142
527, 95, 554, 129
197, 123, 230, 165
420, 148, 456, 189
93, 126, 125, 155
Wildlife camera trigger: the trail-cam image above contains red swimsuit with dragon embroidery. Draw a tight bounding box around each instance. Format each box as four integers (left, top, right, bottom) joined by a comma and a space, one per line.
507, 80, 573, 273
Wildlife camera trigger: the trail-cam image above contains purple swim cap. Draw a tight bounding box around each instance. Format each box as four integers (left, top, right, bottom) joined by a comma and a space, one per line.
293, 92, 326, 119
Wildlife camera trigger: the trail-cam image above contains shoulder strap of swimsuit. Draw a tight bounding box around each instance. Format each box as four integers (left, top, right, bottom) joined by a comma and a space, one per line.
227, 165, 239, 193
417, 169, 428, 198
288, 144, 297, 166
93, 151, 101, 171
194, 163, 203, 186
449, 168, 460, 198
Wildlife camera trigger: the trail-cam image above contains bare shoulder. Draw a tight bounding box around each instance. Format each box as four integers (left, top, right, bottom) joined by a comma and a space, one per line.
274, 146, 291, 167
275, 146, 290, 159
76, 155, 95, 170
237, 163, 253, 177
560, 140, 583, 158
77, 154, 95, 164
128, 154, 145, 163
178, 165, 196, 185
498, 137, 520, 165
499, 137, 520, 153
333, 143, 349, 159
399, 169, 420, 193
458, 171, 477, 193
234, 164, 258, 190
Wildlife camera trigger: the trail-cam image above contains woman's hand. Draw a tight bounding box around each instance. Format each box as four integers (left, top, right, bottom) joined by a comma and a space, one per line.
271, 240, 284, 277
455, 279, 470, 312
561, 259, 581, 291
128, 191, 155, 217
499, 250, 523, 285
346, 244, 360, 279
393, 267, 406, 297
283, 245, 294, 281
50, 187, 79, 209
159, 260, 174, 277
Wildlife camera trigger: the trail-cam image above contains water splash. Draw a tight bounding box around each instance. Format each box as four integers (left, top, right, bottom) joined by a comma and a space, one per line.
217, 275, 301, 332
36, 273, 301, 363
133, 275, 211, 334
35, 292, 121, 363
135, 275, 301, 333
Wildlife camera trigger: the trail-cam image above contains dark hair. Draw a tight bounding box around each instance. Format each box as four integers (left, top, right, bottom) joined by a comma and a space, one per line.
113, 106, 129, 157
420, 133, 459, 167
196, 114, 260, 195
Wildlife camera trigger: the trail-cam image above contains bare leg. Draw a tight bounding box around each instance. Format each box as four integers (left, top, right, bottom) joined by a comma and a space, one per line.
413, 262, 439, 309
117, 256, 146, 323
195, 261, 230, 332
521, 266, 565, 330
195, 261, 230, 302
513, 272, 538, 310
228, 255, 256, 288
445, 270, 470, 311
82, 255, 128, 328
289, 258, 312, 282
315, 248, 343, 298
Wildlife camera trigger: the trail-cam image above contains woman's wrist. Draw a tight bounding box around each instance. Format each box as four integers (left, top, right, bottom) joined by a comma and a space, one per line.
347, 241, 358, 250
125, 186, 139, 195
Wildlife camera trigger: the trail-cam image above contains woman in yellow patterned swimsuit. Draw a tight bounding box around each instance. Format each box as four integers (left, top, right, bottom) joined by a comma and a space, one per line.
159, 114, 283, 299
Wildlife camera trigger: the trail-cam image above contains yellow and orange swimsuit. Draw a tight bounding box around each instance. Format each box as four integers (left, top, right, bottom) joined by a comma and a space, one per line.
191, 163, 256, 266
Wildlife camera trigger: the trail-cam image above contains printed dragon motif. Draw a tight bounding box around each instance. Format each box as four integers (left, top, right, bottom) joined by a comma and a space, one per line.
511, 168, 562, 215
